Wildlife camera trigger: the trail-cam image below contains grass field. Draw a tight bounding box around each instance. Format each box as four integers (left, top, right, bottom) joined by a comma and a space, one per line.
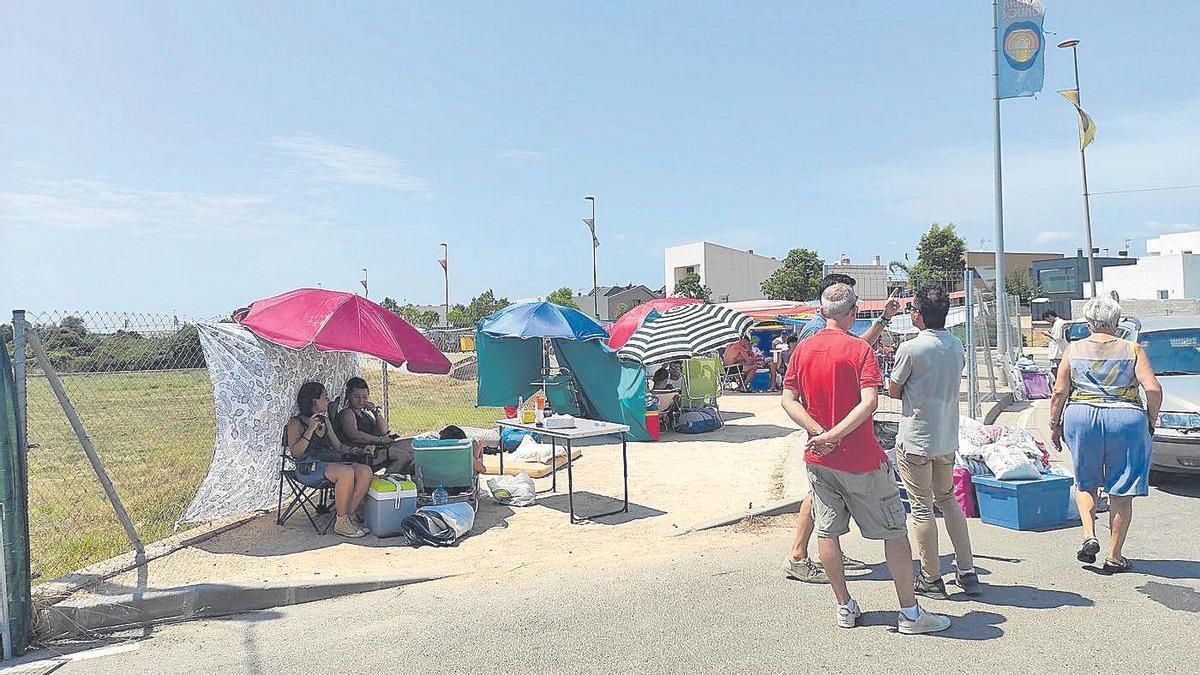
24, 366, 499, 583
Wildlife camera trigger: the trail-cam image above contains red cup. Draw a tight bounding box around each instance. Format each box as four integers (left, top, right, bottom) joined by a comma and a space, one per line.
504, 405, 518, 419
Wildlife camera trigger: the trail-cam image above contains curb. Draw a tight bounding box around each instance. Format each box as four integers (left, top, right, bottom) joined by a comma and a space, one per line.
983, 392, 1016, 425
38, 574, 444, 641
33, 511, 262, 607
686, 393, 1018, 537
672, 498, 803, 536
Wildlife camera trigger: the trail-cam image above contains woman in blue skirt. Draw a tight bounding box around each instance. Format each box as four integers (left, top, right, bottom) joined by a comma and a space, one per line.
1049, 297, 1161, 572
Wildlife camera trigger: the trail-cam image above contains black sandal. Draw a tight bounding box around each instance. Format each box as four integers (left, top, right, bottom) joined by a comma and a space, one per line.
1077, 538, 1100, 564
1102, 557, 1133, 574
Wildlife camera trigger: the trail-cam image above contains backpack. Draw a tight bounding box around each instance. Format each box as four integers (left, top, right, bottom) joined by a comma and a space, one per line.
675, 407, 722, 434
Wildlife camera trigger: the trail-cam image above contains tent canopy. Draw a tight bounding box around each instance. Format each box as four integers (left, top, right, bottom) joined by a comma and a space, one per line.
476, 330, 650, 441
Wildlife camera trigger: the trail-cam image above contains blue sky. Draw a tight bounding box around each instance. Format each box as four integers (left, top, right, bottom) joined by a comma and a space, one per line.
2, 1, 1198, 318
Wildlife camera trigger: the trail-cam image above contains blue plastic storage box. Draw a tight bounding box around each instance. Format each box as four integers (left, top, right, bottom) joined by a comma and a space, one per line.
972, 473, 1074, 531
749, 369, 772, 392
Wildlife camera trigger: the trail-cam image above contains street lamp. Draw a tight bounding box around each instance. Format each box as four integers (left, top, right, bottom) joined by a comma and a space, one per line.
440, 242, 449, 326
360, 268, 368, 298
1058, 37, 1097, 298
583, 196, 598, 319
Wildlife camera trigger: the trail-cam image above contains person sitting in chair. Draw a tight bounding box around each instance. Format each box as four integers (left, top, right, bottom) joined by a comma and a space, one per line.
724, 334, 777, 393
650, 368, 681, 414
285, 382, 373, 538
438, 424, 487, 474
335, 377, 414, 475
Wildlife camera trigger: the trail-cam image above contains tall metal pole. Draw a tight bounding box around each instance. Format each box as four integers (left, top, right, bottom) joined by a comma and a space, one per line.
585, 196, 598, 319
361, 268, 368, 298
441, 242, 449, 326
991, 0, 1012, 368
1069, 43, 1098, 298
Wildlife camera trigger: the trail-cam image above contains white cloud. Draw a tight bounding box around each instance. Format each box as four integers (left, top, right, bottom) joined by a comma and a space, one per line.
491, 149, 547, 164
1145, 220, 1199, 234
1035, 230, 1073, 244
269, 133, 430, 192
0, 179, 322, 237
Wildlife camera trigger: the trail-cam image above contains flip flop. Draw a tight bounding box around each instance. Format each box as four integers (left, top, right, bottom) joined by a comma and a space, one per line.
1102, 557, 1133, 574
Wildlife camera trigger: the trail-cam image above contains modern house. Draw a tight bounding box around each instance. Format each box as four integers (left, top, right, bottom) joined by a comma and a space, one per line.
1030, 248, 1137, 317
573, 284, 662, 321
1095, 233, 1200, 301
663, 242, 782, 304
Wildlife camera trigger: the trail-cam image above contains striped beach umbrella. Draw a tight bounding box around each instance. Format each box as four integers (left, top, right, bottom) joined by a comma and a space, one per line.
617, 302, 754, 366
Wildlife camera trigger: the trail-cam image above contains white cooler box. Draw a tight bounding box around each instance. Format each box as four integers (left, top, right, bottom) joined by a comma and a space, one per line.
363, 476, 417, 537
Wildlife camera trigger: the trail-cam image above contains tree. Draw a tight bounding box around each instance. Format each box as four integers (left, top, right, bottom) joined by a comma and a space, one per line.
546, 287, 580, 309
673, 272, 712, 301
613, 303, 630, 320
380, 297, 440, 326
465, 290, 510, 323
1006, 271, 1041, 306
761, 248, 825, 301
906, 222, 966, 287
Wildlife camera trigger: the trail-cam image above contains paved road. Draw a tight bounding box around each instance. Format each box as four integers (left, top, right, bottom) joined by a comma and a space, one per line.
27, 480, 1200, 672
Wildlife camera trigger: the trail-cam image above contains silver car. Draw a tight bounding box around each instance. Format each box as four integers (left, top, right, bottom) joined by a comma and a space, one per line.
1137, 316, 1200, 475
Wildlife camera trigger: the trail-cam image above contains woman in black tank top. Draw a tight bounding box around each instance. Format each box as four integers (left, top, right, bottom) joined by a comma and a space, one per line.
336, 377, 414, 475
284, 382, 374, 538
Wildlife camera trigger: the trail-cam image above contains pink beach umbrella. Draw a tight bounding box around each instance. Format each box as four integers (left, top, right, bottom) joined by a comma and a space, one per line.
237, 288, 451, 374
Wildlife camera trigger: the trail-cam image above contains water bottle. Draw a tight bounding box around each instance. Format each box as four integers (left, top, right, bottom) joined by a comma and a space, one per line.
432, 484, 448, 505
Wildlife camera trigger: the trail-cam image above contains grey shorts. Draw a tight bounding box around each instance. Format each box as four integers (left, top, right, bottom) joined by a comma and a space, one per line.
807, 462, 908, 541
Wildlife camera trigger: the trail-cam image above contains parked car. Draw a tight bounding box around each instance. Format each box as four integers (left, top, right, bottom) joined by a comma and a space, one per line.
1136, 316, 1200, 476
1064, 316, 1141, 343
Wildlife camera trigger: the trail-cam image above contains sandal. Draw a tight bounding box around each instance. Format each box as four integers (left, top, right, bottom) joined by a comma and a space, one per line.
1077, 537, 1100, 564
1102, 557, 1133, 574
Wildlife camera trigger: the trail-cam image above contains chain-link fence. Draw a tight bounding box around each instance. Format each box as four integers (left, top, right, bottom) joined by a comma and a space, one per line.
16, 311, 214, 584
10, 311, 494, 584
886, 271, 1024, 418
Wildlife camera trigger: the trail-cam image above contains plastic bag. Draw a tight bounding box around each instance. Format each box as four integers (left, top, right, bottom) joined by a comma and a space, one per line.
487, 472, 537, 507
982, 445, 1042, 480
953, 467, 978, 517
402, 502, 476, 547
510, 434, 562, 463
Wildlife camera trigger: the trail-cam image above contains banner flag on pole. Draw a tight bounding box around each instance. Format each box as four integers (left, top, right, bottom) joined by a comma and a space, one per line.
437, 258, 447, 271
583, 217, 599, 248
996, 0, 1046, 99
1058, 88, 1097, 149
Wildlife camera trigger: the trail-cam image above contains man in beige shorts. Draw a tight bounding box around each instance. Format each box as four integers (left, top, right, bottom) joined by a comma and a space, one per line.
781, 283, 951, 634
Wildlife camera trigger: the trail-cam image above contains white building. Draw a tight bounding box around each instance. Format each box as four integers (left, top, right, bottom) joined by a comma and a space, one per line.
824, 253, 889, 301
1093, 231, 1200, 299
664, 242, 781, 303
1096, 252, 1200, 300
1146, 231, 1200, 256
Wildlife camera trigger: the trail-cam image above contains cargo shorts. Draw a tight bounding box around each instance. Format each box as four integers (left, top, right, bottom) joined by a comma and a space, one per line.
807, 462, 908, 541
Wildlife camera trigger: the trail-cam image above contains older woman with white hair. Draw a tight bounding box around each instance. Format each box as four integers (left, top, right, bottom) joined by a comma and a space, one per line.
1049, 296, 1161, 572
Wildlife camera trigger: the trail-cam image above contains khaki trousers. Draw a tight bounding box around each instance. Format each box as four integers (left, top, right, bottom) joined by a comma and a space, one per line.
897, 452, 974, 579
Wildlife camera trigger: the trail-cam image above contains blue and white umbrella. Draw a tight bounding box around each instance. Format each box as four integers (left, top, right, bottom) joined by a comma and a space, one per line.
617, 302, 753, 366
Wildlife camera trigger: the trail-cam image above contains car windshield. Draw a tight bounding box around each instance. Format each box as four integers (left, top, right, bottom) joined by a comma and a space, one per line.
1066, 322, 1091, 341
1138, 329, 1200, 376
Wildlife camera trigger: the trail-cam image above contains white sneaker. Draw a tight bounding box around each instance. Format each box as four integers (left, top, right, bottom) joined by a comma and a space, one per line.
837, 600, 862, 629
897, 608, 951, 635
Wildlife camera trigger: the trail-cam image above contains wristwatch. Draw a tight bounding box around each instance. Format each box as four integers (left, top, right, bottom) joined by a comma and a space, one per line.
874, 316, 889, 327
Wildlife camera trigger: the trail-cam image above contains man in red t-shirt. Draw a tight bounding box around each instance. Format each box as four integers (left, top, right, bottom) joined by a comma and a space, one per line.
781, 283, 950, 634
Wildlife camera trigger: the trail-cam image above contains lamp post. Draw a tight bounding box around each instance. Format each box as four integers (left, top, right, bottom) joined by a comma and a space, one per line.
440, 242, 449, 326
583, 196, 599, 319
1058, 37, 1098, 298
360, 268, 368, 298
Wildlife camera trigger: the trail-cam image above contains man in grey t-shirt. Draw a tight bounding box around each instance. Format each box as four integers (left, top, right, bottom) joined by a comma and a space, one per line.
887, 286, 979, 598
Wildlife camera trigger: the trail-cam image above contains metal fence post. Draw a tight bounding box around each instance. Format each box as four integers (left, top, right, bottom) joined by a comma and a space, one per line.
381, 361, 390, 429
24, 330, 145, 560
10, 313, 26, 460
964, 271, 979, 418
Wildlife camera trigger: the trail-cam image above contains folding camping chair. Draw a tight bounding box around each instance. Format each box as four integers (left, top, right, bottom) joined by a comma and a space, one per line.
276, 444, 336, 535
682, 356, 723, 412
412, 438, 480, 510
